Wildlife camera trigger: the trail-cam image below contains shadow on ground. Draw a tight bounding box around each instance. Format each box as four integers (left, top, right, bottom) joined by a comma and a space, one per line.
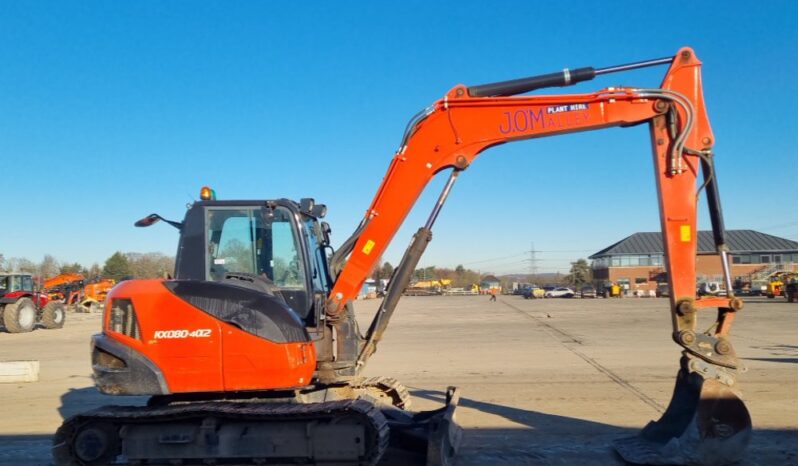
411, 389, 798, 466
744, 357, 798, 364
0, 386, 146, 465
0, 387, 795, 465
745, 344, 798, 365
58, 386, 148, 421
412, 388, 635, 465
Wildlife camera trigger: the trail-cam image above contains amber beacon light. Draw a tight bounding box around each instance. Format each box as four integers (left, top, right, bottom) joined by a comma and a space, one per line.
199, 186, 216, 200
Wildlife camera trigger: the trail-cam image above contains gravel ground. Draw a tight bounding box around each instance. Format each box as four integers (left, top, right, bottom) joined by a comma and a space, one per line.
0, 295, 796, 465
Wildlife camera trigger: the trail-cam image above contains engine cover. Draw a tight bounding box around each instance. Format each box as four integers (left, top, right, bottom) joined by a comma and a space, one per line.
95, 279, 316, 395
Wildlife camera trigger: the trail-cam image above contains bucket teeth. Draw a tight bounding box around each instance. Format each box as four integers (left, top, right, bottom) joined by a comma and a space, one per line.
614, 361, 751, 465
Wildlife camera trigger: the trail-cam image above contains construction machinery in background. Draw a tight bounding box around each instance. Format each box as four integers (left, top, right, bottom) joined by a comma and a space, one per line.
768, 271, 798, 302
600, 281, 623, 298
0, 273, 66, 333
764, 270, 798, 299
43, 273, 85, 305
44, 273, 116, 312
735, 263, 793, 296
404, 279, 452, 296
784, 273, 798, 303
55, 47, 752, 466
83, 279, 116, 308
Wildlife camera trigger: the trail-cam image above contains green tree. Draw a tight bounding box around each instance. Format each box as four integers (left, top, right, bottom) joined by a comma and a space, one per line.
374, 261, 394, 281
127, 252, 176, 279
452, 264, 480, 288
103, 252, 132, 281
218, 240, 253, 274
382, 262, 394, 279
413, 266, 437, 281
59, 262, 84, 274
565, 258, 592, 288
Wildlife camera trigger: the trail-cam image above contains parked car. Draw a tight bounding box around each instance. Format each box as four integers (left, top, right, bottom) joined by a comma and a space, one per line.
698, 282, 723, 296
522, 286, 545, 299
545, 287, 575, 298
580, 285, 597, 298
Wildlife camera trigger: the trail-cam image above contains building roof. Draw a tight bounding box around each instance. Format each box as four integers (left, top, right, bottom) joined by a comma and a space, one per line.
589, 230, 798, 259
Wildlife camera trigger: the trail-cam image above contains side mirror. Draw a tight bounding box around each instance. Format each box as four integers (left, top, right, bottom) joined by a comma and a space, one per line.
135, 214, 161, 227
134, 213, 183, 230
320, 221, 332, 246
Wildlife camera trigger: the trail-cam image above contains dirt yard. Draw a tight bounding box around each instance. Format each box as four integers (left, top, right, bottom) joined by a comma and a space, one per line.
1, 295, 796, 465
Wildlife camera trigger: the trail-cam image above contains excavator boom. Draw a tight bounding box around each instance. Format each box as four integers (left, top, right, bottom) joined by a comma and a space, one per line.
330, 48, 713, 313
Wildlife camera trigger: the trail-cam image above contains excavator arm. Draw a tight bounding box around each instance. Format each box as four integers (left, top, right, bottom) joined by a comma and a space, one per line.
330, 48, 719, 312
327, 47, 751, 464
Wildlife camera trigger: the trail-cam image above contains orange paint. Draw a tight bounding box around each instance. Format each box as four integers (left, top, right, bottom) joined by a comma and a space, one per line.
104, 280, 316, 393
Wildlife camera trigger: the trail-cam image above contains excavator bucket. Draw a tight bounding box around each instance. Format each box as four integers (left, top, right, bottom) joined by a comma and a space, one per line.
614, 361, 751, 465
380, 387, 463, 465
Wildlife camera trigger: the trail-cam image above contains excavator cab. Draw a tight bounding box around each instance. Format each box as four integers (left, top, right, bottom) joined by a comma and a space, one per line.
163, 197, 333, 326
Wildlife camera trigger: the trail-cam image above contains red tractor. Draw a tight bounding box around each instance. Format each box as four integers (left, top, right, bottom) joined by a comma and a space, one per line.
0, 273, 66, 333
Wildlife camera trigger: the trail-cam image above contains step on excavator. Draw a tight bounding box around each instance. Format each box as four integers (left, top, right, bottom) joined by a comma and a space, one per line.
54, 47, 751, 465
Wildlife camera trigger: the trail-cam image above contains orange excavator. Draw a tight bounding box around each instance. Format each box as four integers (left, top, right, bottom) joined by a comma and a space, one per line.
54, 47, 751, 465
44, 273, 115, 311
44, 273, 85, 304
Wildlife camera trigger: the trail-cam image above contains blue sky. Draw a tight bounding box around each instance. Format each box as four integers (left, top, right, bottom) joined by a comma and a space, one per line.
2, 2, 797, 274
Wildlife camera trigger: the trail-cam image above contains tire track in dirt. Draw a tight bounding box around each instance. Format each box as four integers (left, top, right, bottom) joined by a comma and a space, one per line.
501, 299, 665, 413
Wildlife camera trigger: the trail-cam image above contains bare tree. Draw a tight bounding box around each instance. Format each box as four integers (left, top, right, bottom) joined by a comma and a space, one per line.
14, 258, 37, 274
39, 254, 60, 278
88, 263, 102, 279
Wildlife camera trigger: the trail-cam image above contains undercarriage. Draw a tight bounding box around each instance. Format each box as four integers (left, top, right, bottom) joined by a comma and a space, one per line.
53, 379, 462, 466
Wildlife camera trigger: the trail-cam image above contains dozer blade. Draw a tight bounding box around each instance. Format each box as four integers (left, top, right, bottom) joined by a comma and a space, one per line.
614, 360, 751, 466
379, 386, 463, 465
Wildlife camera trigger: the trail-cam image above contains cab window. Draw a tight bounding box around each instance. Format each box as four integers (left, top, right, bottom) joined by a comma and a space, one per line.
206, 207, 307, 290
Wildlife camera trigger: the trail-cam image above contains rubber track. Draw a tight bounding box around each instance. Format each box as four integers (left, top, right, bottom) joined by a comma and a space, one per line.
355, 376, 413, 410
54, 398, 390, 465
